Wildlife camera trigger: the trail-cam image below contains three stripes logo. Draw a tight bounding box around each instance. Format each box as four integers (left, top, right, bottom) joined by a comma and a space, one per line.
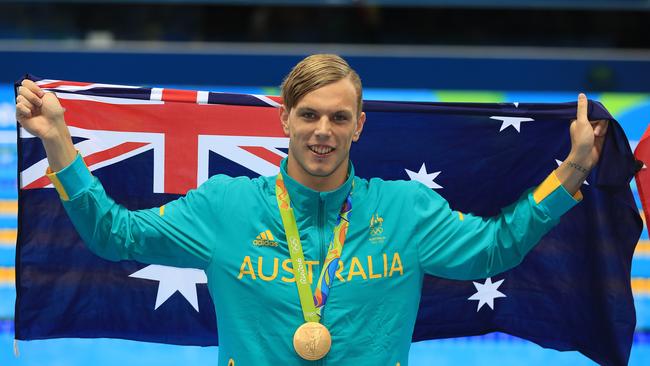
253, 230, 278, 247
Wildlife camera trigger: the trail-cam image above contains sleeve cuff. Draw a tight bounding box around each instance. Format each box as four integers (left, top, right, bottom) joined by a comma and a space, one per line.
532, 171, 582, 219
45, 153, 93, 201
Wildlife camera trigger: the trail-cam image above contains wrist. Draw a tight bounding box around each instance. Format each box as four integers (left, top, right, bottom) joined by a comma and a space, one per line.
41, 125, 77, 172
41, 129, 68, 146
565, 152, 592, 175
567, 150, 592, 169
40, 116, 69, 140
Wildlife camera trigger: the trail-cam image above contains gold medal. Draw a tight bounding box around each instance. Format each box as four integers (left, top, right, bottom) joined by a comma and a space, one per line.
293, 322, 332, 360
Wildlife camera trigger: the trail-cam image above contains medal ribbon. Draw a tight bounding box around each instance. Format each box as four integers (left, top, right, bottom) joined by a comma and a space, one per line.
275, 174, 352, 322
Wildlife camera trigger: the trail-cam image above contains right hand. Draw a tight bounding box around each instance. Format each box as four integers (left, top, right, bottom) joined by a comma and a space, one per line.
16, 79, 67, 140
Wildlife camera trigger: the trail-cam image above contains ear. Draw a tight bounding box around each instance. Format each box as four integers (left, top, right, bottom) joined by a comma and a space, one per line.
352, 112, 366, 142
279, 105, 290, 137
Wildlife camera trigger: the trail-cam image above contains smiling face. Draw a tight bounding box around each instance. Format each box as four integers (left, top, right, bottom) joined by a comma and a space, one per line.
280, 77, 366, 191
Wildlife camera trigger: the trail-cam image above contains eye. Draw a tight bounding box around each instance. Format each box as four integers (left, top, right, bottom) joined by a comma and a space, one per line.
333, 113, 349, 122
301, 112, 317, 120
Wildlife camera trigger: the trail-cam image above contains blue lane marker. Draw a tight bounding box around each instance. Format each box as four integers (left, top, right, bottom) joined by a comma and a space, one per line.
0, 286, 14, 318
0, 248, 15, 267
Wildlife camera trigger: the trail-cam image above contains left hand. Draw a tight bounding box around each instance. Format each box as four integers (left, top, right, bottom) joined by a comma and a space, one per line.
569, 93, 609, 170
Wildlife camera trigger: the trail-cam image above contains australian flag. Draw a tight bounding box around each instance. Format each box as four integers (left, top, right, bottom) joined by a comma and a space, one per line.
15, 77, 641, 365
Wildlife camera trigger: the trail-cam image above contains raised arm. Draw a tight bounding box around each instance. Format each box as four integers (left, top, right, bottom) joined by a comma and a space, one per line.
16, 79, 217, 269
417, 94, 608, 280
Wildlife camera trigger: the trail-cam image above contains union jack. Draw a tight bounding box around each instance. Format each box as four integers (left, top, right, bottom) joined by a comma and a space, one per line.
20, 79, 288, 194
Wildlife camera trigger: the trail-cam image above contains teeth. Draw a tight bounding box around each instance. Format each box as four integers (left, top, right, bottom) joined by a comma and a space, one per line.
311, 146, 333, 155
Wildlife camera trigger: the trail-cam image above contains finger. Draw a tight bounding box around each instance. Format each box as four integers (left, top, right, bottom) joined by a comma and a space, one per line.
16, 103, 33, 119
592, 120, 609, 137
20, 79, 45, 98
16, 94, 37, 112
576, 93, 588, 123
18, 86, 43, 106
18, 86, 43, 107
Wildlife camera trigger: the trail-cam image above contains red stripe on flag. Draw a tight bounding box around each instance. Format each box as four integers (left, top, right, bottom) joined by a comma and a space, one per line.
240, 146, 284, 167
23, 175, 51, 190
84, 142, 150, 167
22, 142, 150, 190
634, 123, 650, 226
38, 81, 94, 89
23, 142, 148, 189
162, 89, 198, 103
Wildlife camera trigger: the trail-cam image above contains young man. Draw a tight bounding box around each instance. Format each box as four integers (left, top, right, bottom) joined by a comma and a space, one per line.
16, 54, 607, 365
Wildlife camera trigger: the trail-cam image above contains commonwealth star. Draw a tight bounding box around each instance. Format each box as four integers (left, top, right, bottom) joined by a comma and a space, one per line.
468, 277, 507, 312
129, 265, 208, 312
405, 163, 443, 189
490, 116, 534, 132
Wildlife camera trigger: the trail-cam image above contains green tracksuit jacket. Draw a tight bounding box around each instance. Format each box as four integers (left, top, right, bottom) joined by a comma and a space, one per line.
47, 154, 580, 366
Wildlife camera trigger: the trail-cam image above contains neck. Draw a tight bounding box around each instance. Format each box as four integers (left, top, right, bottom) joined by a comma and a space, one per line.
286, 159, 349, 192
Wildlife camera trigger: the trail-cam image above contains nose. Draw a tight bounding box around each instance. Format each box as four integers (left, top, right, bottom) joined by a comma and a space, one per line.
314, 115, 332, 138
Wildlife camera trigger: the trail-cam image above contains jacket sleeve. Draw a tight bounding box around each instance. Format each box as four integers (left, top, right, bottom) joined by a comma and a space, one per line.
414, 171, 582, 280
47, 153, 221, 269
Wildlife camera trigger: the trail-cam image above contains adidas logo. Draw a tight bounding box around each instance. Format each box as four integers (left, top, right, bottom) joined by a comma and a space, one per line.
253, 230, 278, 247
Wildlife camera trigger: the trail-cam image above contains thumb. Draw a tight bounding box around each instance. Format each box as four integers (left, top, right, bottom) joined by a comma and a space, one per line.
576, 93, 588, 123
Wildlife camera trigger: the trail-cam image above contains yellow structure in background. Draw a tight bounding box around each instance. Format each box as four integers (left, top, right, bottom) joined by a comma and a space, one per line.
0, 229, 16, 246
0, 267, 13, 283
638, 241, 650, 256
0, 200, 16, 214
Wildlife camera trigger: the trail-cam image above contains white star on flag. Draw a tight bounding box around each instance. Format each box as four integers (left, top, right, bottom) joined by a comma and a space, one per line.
555, 159, 589, 185
490, 116, 534, 132
405, 163, 442, 189
468, 277, 507, 312
129, 265, 208, 312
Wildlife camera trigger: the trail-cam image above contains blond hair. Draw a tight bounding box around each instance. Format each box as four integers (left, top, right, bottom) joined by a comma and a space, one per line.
281, 54, 363, 115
